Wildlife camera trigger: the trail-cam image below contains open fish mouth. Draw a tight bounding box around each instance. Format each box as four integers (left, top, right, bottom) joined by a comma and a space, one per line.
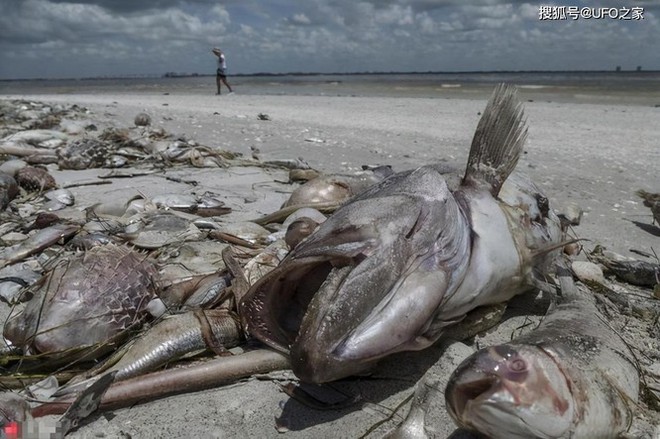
240, 181, 468, 383
240, 221, 414, 382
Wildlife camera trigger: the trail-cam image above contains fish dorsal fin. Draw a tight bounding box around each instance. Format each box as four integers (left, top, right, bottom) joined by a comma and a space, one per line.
463, 83, 527, 196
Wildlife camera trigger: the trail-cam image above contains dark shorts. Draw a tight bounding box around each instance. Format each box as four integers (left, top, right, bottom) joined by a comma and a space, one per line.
216, 68, 227, 78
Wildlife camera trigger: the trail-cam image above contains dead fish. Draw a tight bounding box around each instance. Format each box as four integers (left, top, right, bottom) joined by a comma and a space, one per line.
591, 246, 659, 288
15, 166, 57, 192
56, 309, 242, 396
44, 188, 75, 206
0, 223, 80, 269
3, 244, 159, 354
282, 165, 394, 208
2, 129, 68, 147
240, 84, 563, 383
445, 265, 638, 439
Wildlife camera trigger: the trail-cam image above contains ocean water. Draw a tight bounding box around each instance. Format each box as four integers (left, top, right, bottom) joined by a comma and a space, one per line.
1, 71, 659, 103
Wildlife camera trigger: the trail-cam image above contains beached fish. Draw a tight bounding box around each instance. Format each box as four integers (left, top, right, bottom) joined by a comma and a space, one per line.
445, 265, 638, 439
281, 166, 394, 208
55, 309, 242, 396
3, 244, 159, 355
240, 84, 563, 383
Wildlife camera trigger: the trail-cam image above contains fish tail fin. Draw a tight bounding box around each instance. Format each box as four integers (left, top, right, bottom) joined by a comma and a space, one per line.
463, 83, 527, 196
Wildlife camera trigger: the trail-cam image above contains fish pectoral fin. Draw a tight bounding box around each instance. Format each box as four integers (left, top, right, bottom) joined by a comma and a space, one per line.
462, 83, 527, 197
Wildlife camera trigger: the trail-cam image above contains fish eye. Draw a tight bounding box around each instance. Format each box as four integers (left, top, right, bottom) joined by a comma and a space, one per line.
509, 358, 527, 372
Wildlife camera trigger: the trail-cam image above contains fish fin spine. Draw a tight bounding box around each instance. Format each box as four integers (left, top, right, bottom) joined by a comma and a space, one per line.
463, 83, 527, 196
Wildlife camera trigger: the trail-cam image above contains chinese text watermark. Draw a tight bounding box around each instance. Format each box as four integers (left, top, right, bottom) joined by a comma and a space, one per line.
539, 6, 644, 20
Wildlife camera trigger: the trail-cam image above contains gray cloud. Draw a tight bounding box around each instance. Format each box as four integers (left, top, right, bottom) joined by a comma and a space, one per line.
0, 0, 657, 79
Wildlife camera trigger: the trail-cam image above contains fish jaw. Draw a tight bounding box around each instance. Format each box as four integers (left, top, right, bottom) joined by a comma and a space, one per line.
445, 344, 574, 439
241, 167, 472, 383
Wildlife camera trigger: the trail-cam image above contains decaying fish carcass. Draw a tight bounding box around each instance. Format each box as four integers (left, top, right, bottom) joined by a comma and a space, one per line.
445, 265, 639, 439
240, 84, 564, 383
3, 244, 159, 356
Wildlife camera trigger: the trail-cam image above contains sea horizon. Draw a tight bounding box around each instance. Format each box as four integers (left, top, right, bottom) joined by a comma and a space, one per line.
1, 68, 658, 82
1, 70, 659, 105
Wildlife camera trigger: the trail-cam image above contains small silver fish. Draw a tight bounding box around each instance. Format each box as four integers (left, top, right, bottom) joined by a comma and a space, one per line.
445, 266, 639, 439
240, 84, 563, 383
55, 309, 242, 396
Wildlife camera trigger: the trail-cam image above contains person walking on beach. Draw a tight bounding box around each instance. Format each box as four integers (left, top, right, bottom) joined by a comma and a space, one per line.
212, 48, 233, 95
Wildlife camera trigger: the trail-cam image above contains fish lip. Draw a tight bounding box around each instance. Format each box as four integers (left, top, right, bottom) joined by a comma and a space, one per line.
447, 374, 501, 422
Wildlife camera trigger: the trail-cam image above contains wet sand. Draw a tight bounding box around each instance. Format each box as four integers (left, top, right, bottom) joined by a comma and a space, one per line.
1, 90, 659, 438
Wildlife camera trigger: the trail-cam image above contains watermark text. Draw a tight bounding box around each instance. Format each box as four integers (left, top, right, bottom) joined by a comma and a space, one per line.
539, 6, 644, 20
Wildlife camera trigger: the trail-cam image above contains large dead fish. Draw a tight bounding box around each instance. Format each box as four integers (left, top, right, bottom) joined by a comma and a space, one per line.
444, 265, 638, 438
240, 84, 563, 383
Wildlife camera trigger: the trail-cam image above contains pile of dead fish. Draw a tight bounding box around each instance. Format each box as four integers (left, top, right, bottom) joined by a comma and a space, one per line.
0, 89, 658, 438
0, 99, 247, 172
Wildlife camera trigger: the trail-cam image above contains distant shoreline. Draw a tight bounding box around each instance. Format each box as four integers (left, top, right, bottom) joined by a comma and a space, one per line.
1, 69, 659, 82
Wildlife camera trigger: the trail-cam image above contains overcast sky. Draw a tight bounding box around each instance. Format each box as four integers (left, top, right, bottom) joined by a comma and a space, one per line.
0, 0, 657, 79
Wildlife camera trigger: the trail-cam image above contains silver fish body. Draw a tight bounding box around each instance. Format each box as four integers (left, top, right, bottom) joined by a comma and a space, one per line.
445, 272, 638, 438
56, 309, 242, 396
240, 85, 563, 383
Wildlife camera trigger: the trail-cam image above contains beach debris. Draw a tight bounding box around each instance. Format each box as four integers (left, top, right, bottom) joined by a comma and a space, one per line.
58, 138, 113, 170
0, 159, 27, 176
387, 342, 475, 438
0, 391, 33, 424
0, 172, 18, 209
44, 188, 75, 207
557, 201, 583, 228
281, 166, 394, 208
3, 243, 158, 355
134, 113, 152, 127
0, 223, 80, 269
591, 245, 659, 288
257, 113, 271, 121
119, 212, 204, 249
32, 349, 291, 417
571, 260, 605, 284
0, 264, 42, 304
636, 189, 660, 225
263, 157, 311, 170
241, 84, 565, 383
285, 217, 321, 249
15, 166, 57, 192
445, 263, 639, 439
58, 371, 117, 437
289, 168, 320, 182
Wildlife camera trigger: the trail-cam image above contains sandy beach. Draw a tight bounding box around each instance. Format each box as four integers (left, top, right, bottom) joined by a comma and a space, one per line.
1, 88, 659, 438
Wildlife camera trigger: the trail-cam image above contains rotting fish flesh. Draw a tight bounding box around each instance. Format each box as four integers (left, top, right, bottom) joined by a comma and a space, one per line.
445, 264, 639, 439
3, 244, 159, 355
240, 84, 563, 383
